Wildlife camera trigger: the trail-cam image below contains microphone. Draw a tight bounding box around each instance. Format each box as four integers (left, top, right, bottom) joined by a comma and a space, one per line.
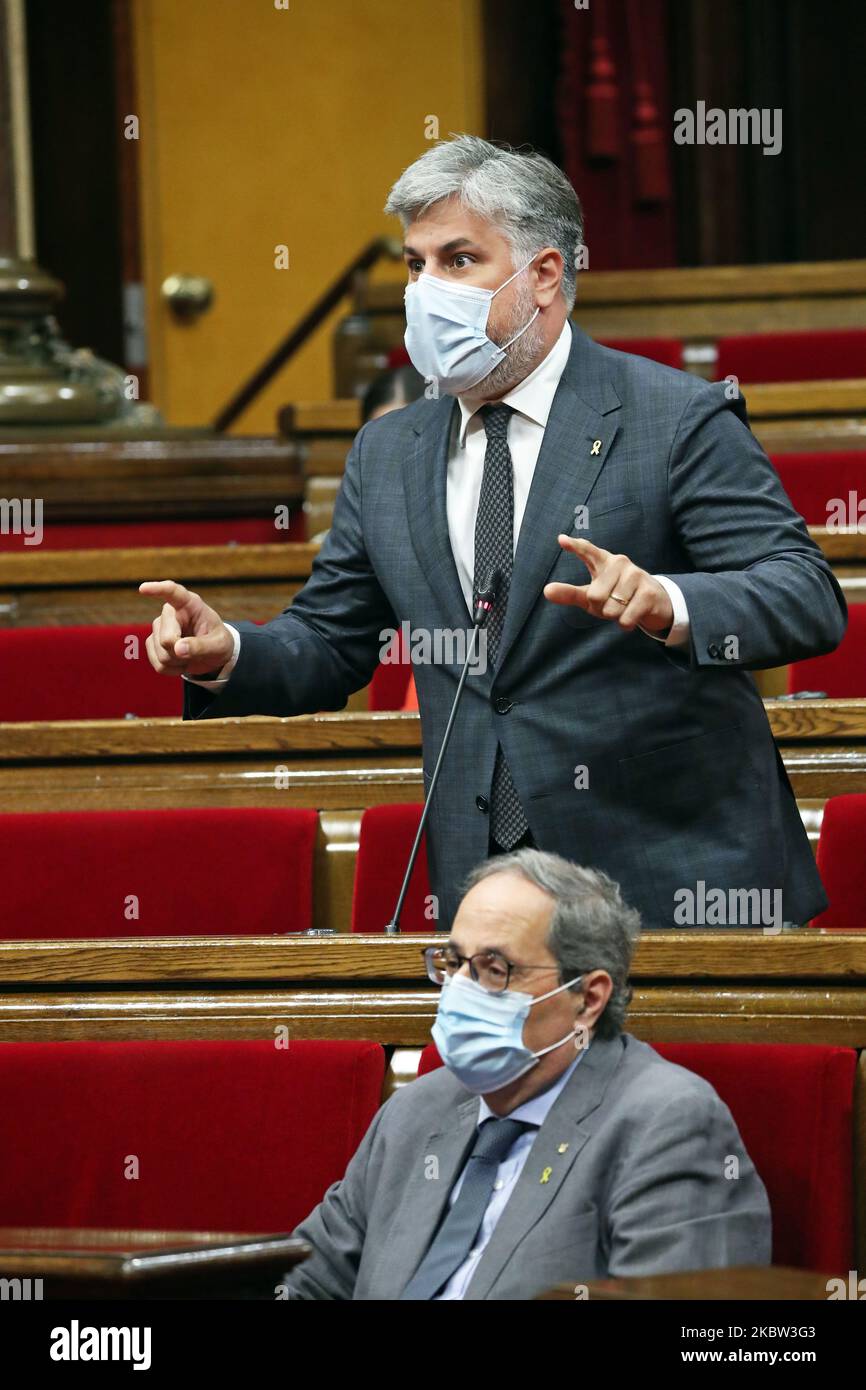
384, 568, 503, 935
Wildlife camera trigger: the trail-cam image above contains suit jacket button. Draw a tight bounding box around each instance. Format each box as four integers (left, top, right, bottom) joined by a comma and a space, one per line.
707, 642, 721, 658
494, 696, 513, 714
476, 795, 489, 813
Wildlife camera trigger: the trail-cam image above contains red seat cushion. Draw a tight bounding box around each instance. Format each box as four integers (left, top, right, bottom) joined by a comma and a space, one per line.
368, 628, 413, 710
771, 451, 866, 526
402, 675, 419, 711
418, 1040, 856, 1272
369, 660, 413, 711
0, 515, 305, 551
598, 337, 683, 370
388, 339, 685, 371
0, 1040, 385, 1231
717, 329, 866, 384
0, 624, 184, 721
0, 807, 318, 938
812, 794, 866, 929
788, 604, 866, 697
351, 804, 432, 932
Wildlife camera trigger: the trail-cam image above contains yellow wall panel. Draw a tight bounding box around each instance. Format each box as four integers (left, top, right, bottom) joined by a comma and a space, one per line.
132, 0, 484, 430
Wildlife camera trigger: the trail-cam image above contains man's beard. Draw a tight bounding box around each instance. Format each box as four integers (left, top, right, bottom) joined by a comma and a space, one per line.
476, 282, 547, 397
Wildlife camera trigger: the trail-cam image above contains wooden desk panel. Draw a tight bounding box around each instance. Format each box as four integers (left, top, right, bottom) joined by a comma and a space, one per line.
3, 703, 866, 812
538, 1266, 840, 1300
0, 436, 302, 522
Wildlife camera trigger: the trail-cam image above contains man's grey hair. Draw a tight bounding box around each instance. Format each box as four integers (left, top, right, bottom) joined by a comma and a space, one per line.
461, 849, 641, 1039
384, 135, 585, 311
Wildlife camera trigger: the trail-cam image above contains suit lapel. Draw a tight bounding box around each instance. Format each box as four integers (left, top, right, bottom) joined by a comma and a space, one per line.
463, 1033, 626, 1301
496, 331, 622, 671
380, 1094, 479, 1299
403, 395, 473, 625
401, 331, 622, 669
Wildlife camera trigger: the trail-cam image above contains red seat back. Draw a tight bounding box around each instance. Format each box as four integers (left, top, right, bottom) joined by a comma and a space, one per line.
771, 451, 866, 526
0, 624, 182, 721
812, 793, 866, 929
0, 515, 304, 550
351, 804, 432, 932
788, 604, 866, 697
598, 337, 683, 370
0, 807, 318, 938
418, 1040, 856, 1271
368, 627, 413, 710
717, 329, 866, 384
0, 1040, 385, 1231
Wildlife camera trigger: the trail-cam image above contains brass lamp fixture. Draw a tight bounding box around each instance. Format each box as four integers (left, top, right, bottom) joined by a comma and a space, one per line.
0, 0, 157, 427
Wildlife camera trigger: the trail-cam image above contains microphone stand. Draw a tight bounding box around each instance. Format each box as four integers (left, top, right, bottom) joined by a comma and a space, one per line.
384, 569, 501, 935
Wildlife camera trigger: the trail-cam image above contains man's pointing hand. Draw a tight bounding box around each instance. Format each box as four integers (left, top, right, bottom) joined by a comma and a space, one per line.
543, 535, 674, 634
138, 580, 234, 677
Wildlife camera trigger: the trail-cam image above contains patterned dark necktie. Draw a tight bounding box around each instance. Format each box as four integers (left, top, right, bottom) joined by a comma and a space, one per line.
399, 1116, 536, 1300
473, 402, 529, 849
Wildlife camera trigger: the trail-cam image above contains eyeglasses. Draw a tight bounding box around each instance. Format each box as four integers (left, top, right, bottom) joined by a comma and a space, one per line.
422, 944, 561, 994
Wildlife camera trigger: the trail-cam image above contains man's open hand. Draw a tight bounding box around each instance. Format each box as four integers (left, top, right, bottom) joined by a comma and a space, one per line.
138, 580, 234, 676
543, 535, 674, 633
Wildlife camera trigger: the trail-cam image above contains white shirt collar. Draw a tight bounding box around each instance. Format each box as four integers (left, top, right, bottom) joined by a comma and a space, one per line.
477, 1038, 589, 1129
457, 319, 573, 448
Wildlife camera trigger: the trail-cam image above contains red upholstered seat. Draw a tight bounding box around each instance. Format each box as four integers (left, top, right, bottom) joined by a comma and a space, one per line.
771, 450, 866, 526
598, 337, 683, 370
402, 674, 419, 711
389, 340, 686, 371
0, 1039, 385, 1231
0, 623, 184, 721
368, 627, 413, 710
0, 514, 305, 550
717, 329, 866, 384
0, 807, 318, 938
418, 1040, 856, 1272
351, 804, 432, 932
369, 659, 413, 710
812, 794, 866, 929
788, 604, 866, 697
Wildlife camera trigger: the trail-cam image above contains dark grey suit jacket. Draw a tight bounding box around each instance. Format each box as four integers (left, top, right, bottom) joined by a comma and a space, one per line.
280, 1032, 772, 1300
184, 326, 846, 929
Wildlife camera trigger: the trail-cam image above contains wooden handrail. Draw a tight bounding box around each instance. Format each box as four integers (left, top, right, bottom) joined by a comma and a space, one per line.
212, 237, 403, 433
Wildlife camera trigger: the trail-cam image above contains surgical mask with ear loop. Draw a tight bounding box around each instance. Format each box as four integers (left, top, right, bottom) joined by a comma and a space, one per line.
403, 258, 540, 395
432, 970, 584, 1094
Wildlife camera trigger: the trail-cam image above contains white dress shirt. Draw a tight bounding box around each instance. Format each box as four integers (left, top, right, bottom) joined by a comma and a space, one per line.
435, 1044, 588, 1301
186, 320, 688, 690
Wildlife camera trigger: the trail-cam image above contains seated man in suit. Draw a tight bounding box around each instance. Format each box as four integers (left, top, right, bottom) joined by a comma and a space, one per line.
280, 849, 771, 1300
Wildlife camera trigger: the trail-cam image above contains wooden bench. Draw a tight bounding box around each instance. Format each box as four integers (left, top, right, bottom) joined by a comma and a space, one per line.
0, 933, 864, 1050
0, 543, 318, 628
279, 382, 866, 533
3, 528, 866, 631
0, 435, 302, 522
1, 702, 866, 929
746, 380, 866, 454
335, 260, 866, 395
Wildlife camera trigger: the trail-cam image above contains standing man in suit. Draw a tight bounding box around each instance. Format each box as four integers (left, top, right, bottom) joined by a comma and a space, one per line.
276, 850, 772, 1300
140, 135, 845, 931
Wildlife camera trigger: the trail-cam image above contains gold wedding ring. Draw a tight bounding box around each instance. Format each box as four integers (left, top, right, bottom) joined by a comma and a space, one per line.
610, 592, 629, 605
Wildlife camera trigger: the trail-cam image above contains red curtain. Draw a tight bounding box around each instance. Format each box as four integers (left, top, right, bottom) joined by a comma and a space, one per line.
557, 0, 676, 269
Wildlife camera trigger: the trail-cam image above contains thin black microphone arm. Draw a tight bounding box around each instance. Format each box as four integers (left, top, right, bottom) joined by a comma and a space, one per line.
384, 568, 503, 936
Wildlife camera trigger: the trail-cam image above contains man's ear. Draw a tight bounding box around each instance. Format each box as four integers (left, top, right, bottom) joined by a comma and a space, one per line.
578, 970, 614, 1026
534, 247, 564, 306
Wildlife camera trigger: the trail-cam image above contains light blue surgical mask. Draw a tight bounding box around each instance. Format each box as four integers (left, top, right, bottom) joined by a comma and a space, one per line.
432, 969, 584, 1094
403, 259, 540, 396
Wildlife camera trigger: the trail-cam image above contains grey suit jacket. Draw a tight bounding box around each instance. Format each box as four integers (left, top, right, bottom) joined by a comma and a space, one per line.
280, 1032, 772, 1300
184, 326, 846, 929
